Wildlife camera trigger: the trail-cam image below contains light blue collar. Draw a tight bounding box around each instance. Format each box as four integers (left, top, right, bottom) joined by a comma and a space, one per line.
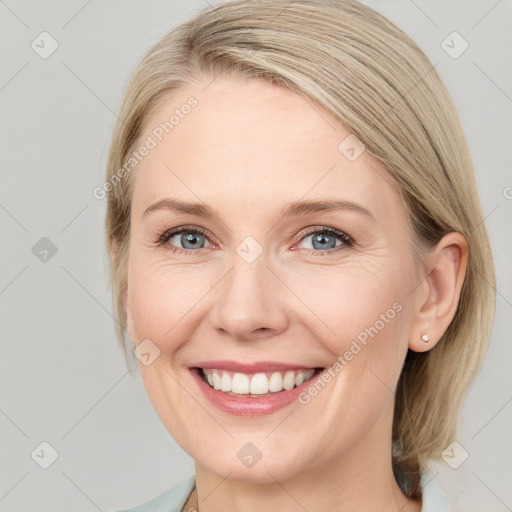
421, 469, 451, 511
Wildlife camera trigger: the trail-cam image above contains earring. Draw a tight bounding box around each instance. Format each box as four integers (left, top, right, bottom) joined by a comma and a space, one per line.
421, 333, 430, 343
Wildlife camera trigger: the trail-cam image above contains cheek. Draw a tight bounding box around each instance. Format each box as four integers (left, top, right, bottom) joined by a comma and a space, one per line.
126, 256, 218, 351
286, 258, 413, 387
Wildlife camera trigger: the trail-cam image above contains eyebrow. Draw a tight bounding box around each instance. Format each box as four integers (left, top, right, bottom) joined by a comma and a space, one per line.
143, 198, 376, 222
143, 198, 215, 217
281, 199, 376, 222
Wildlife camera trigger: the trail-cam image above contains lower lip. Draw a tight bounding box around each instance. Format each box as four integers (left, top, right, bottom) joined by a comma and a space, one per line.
189, 368, 323, 416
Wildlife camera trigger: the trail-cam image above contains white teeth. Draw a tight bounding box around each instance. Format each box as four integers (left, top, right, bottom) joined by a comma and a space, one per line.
212, 373, 221, 390
268, 372, 283, 392
282, 371, 295, 390
201, 368, 317, 396
220, 371, 232, 392
231, 373, 250, 394
303, 369, 315, 381
249, 373, 269, 394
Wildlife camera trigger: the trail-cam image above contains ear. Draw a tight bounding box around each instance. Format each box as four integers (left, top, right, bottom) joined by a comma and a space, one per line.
409, 232, 469, 353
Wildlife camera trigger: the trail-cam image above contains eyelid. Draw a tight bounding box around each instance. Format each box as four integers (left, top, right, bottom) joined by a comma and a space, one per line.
292, 225, 352, 244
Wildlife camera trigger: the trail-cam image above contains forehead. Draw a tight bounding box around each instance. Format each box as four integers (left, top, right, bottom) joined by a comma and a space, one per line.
131, 75, 401, 220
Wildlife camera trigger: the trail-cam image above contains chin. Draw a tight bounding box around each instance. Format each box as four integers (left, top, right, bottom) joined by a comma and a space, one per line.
189, 434, 316, 484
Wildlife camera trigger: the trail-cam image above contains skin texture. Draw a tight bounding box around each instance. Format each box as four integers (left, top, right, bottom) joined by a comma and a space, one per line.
123, 75, 468, 512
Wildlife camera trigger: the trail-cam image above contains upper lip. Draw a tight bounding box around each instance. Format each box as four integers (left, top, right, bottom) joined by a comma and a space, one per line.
191, 360, 321, 373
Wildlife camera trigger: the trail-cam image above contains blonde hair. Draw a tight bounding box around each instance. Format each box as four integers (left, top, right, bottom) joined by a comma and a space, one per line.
104, 0, 496, 498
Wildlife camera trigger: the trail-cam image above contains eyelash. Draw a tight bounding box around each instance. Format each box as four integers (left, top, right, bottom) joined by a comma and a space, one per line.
155, 225, 355, 257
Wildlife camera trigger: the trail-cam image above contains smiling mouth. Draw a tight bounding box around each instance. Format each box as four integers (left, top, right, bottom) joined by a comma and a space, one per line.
195, 367, 323, 397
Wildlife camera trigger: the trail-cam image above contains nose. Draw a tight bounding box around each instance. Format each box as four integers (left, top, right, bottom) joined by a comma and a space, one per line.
209, 254, 290, 342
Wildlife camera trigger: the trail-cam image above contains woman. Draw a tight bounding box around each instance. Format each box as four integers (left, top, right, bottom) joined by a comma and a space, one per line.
104, 0, 496, 510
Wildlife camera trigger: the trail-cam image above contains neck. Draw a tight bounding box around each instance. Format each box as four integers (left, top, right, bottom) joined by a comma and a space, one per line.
191, 406, 422, 512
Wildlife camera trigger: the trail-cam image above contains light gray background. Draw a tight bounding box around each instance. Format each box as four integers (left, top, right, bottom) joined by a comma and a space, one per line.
0, 1, 511, 510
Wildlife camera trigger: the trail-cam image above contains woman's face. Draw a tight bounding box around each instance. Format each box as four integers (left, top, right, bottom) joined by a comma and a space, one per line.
125, 75, 425, 482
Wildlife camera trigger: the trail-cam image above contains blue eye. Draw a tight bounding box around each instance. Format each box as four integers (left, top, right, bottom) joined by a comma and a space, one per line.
170, 231, 207, 250
301, 232, 339, 250
158, 227, 212, 253
295, 227, 354, 255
